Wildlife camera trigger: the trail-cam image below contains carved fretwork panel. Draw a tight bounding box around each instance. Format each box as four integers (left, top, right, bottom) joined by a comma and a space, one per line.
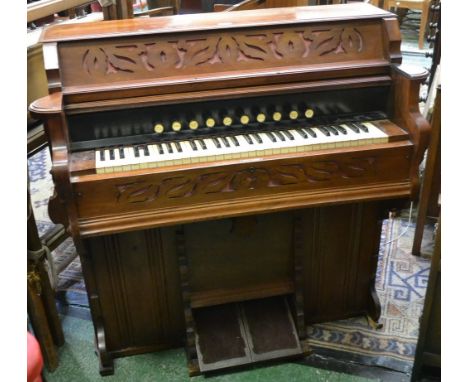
73, 148, 411, 223
58, 21, 385, 91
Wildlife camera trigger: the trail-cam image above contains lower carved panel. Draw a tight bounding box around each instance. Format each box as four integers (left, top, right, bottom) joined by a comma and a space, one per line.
74, 147, 411, 230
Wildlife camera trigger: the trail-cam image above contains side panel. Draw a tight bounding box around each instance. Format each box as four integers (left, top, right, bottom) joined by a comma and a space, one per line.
302, 202, 384, 323
86, 227, 185, 354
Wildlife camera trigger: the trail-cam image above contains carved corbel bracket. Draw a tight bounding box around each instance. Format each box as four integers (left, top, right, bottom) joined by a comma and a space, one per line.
391, 64, 431, 199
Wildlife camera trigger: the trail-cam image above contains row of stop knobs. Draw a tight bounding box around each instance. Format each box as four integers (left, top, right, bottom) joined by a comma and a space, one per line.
153, 104, 315, 133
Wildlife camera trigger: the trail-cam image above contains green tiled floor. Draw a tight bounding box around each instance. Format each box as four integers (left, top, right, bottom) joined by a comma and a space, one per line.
44, 315, 377, 382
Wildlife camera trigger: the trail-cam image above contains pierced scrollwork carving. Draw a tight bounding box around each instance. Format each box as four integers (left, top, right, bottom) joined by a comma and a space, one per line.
114, 157, 376, 206
81, 27, 364, 76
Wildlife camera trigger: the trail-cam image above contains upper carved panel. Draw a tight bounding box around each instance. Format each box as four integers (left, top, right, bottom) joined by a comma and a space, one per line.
81, 27, 363, 77
58, 21, 384, 89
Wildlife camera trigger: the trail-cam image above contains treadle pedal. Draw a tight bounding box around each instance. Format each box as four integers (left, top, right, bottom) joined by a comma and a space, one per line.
193, 296, 303, 373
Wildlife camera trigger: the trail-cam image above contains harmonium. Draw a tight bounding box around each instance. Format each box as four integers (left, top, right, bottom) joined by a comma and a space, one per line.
30, 3, 430, 376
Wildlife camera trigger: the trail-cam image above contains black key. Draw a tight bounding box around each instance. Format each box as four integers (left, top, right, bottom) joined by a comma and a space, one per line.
251, 134, 262, 144
212, 137, 221, 149
295, 129, 308, 139
304, 128, 317, 138
231, 136, 240, 146
327, 125, 339, 136
165, 143, 173, 154
266, 132, 277, 142
333, 125, 347, 135
356, 122, 369, 133
134, 146, 140, 157
221, 136, 231, 147
174, 141, 182, 153
318, 126, 330, 137
189, 140, 198, 151
274, 131, 286, 141
198, 139, 207, 150
243, 134, 254, 145
109, 149, 115, 160
282, 130, 294, 140
119, 147, 125, 158
143, 145, 150, 156
99, 150, 105, 161
156, 143, 164, 155
252, 133, 263, 143
347, 123, 360, 133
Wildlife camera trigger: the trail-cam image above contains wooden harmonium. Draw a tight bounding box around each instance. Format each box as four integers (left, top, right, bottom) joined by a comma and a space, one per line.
30, 3, 430, 375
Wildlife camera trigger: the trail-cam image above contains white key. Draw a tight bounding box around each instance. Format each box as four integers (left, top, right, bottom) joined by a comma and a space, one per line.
170, 142, 184, 165
289, 130, 309, 152
362, 122, 388, 143
218, 137, 238, 160
200, 138, 220, 163
138, 146, 150, 169
158, 142, 176, 166
224, 137, 242, 159
340, 125, 362, 147
95, 149, 105, 173
120, 147, 133, 171
178, 141, 193, 164
146, 144, 159, 168
309, 127, 331, 150
110, 148, 123, 172
234, 135, 252, 158
257, 133, 278, 156
103, 149, 115, 173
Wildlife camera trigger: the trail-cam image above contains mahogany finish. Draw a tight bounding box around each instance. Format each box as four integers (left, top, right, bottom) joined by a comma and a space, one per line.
30, 3, 430, 376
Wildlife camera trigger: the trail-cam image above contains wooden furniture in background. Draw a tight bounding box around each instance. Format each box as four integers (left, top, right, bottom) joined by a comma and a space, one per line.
214, 1, 382, 14
27, 190, 65, 371
425, 0, 441, 96
30, 3, 430, 376
220, 0, 308, 11
27, 0, 96, 22
134, 0, 181, 17
412, 85, 440, 256
101, 0, 134, 19
384, 0, 430, 49
411, 215, 441, 380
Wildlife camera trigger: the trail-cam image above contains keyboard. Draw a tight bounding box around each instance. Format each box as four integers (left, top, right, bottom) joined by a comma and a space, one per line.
95, 121, 388, 173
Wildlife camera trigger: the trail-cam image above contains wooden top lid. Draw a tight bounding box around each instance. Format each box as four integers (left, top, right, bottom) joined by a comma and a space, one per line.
41, 3, 392, 43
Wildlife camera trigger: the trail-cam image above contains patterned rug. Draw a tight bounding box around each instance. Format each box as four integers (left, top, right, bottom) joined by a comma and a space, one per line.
28, 148, 435, 375
307, 217, 434, 374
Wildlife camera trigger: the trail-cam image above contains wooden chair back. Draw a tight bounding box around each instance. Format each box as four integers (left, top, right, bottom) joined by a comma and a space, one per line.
384, 0, 431, 48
